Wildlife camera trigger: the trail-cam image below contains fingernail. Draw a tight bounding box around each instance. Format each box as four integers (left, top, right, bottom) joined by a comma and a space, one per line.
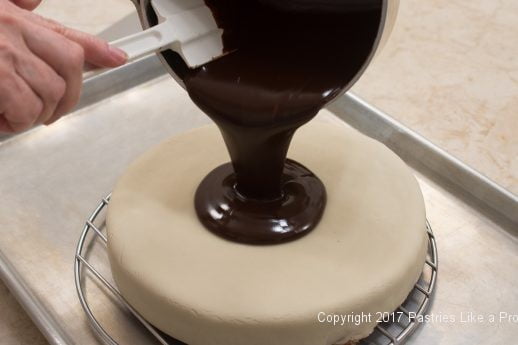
109, 46, 128, 64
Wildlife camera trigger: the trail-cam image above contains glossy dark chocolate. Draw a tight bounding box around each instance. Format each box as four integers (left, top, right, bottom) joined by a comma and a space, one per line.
195, 160, 326, 244
179, 0, 382, 244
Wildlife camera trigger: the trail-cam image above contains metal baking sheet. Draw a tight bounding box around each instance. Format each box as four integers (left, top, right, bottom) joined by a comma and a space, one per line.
1, 61, 517, 345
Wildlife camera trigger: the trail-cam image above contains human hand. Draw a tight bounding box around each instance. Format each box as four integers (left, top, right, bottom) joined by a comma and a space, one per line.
0, 0, 127, 133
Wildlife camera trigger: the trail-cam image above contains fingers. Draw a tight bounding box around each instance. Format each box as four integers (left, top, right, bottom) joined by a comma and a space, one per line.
14, 50, 66, 124
0, 2, 128, 133
59, 26, 128, 68
0, 116, 14, 133
25, 13, 127, 68
0, 67, 43, 132
10, 0, 42, 11
21, 23, 84, 122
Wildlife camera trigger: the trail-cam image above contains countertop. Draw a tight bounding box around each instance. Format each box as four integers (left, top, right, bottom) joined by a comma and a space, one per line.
352, 0, 518, 194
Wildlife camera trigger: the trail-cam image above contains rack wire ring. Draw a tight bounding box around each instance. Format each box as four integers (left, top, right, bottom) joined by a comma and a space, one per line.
75, 195, 438, 345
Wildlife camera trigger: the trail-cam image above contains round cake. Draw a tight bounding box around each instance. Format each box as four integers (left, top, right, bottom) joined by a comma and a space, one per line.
107, 121, 428, 345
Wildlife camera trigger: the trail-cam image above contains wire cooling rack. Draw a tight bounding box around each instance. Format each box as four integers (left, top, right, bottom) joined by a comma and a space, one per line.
75, 195, 438, 345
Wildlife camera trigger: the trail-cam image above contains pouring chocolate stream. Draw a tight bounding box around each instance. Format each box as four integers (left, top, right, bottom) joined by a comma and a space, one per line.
181, 0, 383, 244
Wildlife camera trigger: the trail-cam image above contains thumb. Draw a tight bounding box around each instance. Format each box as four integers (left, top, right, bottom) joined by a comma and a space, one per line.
10, 0, 42, 11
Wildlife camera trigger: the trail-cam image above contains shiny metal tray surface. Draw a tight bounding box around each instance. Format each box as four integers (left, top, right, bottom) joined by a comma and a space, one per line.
1, 59, 517, 345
